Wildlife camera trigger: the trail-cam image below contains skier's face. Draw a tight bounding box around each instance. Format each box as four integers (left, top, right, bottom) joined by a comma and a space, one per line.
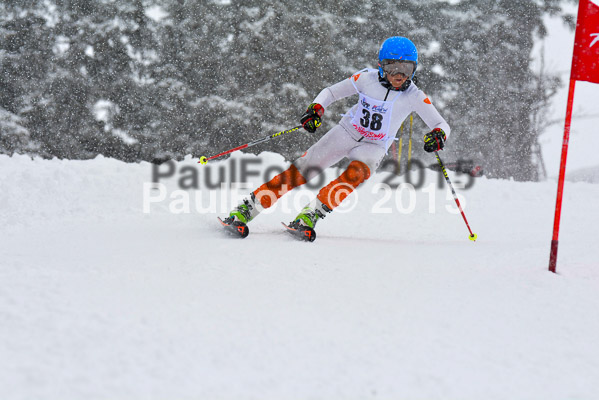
387, 73, 408, 89
381, 59, 413, 88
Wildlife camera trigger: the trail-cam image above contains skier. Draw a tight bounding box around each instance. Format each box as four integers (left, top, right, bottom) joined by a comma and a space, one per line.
221, 36, 450, 240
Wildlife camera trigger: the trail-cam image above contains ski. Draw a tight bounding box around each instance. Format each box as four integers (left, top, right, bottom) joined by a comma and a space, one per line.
281, 222, 316, 242
218, 217, 249, 238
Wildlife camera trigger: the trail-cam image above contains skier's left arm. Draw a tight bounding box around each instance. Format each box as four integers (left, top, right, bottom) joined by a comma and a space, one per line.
413, 91, 451, 152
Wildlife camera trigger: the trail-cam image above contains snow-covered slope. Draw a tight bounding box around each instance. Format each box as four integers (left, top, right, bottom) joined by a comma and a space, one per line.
567, 165, 599, 184
1, 152, 598, 400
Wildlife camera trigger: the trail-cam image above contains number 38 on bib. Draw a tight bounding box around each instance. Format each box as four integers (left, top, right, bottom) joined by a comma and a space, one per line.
351, 93, 400, 141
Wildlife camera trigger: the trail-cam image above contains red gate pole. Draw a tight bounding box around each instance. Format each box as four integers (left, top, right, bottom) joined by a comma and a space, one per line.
548, 79, 577, 273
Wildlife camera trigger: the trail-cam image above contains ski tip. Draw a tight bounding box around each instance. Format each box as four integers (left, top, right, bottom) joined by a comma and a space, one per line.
281, 222, 316, 242
218, 217, 249, 238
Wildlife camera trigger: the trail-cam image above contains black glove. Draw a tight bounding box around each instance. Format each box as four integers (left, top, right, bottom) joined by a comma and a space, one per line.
423, 128, 447, 152
300, 103, 324, 133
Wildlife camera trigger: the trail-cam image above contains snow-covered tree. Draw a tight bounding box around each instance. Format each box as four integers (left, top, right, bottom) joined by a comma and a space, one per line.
0, 0, 571, 180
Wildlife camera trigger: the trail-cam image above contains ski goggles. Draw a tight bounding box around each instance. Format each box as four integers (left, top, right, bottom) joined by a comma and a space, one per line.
381, 60, 415, 78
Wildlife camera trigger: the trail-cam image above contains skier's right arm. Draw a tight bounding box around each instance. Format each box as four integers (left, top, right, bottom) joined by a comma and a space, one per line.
300, 72, 361, 132
312, 72, 361, 108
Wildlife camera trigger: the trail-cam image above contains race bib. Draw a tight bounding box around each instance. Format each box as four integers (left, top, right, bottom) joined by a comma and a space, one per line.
351, 93, 396, 141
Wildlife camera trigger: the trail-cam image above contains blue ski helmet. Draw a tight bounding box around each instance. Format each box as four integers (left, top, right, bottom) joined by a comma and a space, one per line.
378, 37, 418, 79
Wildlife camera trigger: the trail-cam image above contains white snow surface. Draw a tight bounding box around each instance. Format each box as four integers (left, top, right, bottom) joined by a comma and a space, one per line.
1, 151, 598, 400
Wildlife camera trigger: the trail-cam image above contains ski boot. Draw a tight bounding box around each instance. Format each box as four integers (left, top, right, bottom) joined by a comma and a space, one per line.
283, 202, 331, 242
218, 194, 260, 238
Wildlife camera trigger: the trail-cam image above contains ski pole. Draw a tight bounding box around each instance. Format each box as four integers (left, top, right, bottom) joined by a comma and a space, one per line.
198, 125, 303, 164
408, 113, 413, 171
434, 151, 477, 241
397, 122, 404, 173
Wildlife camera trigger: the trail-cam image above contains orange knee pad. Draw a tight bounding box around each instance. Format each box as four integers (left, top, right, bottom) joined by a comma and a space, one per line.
317, 160, 371, 210
253, 164, 307, 208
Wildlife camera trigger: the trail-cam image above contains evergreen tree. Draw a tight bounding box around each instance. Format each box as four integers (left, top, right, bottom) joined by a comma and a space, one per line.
430, 0, 563, 180
0, 3, 54, 155
0, 0, 571, 181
